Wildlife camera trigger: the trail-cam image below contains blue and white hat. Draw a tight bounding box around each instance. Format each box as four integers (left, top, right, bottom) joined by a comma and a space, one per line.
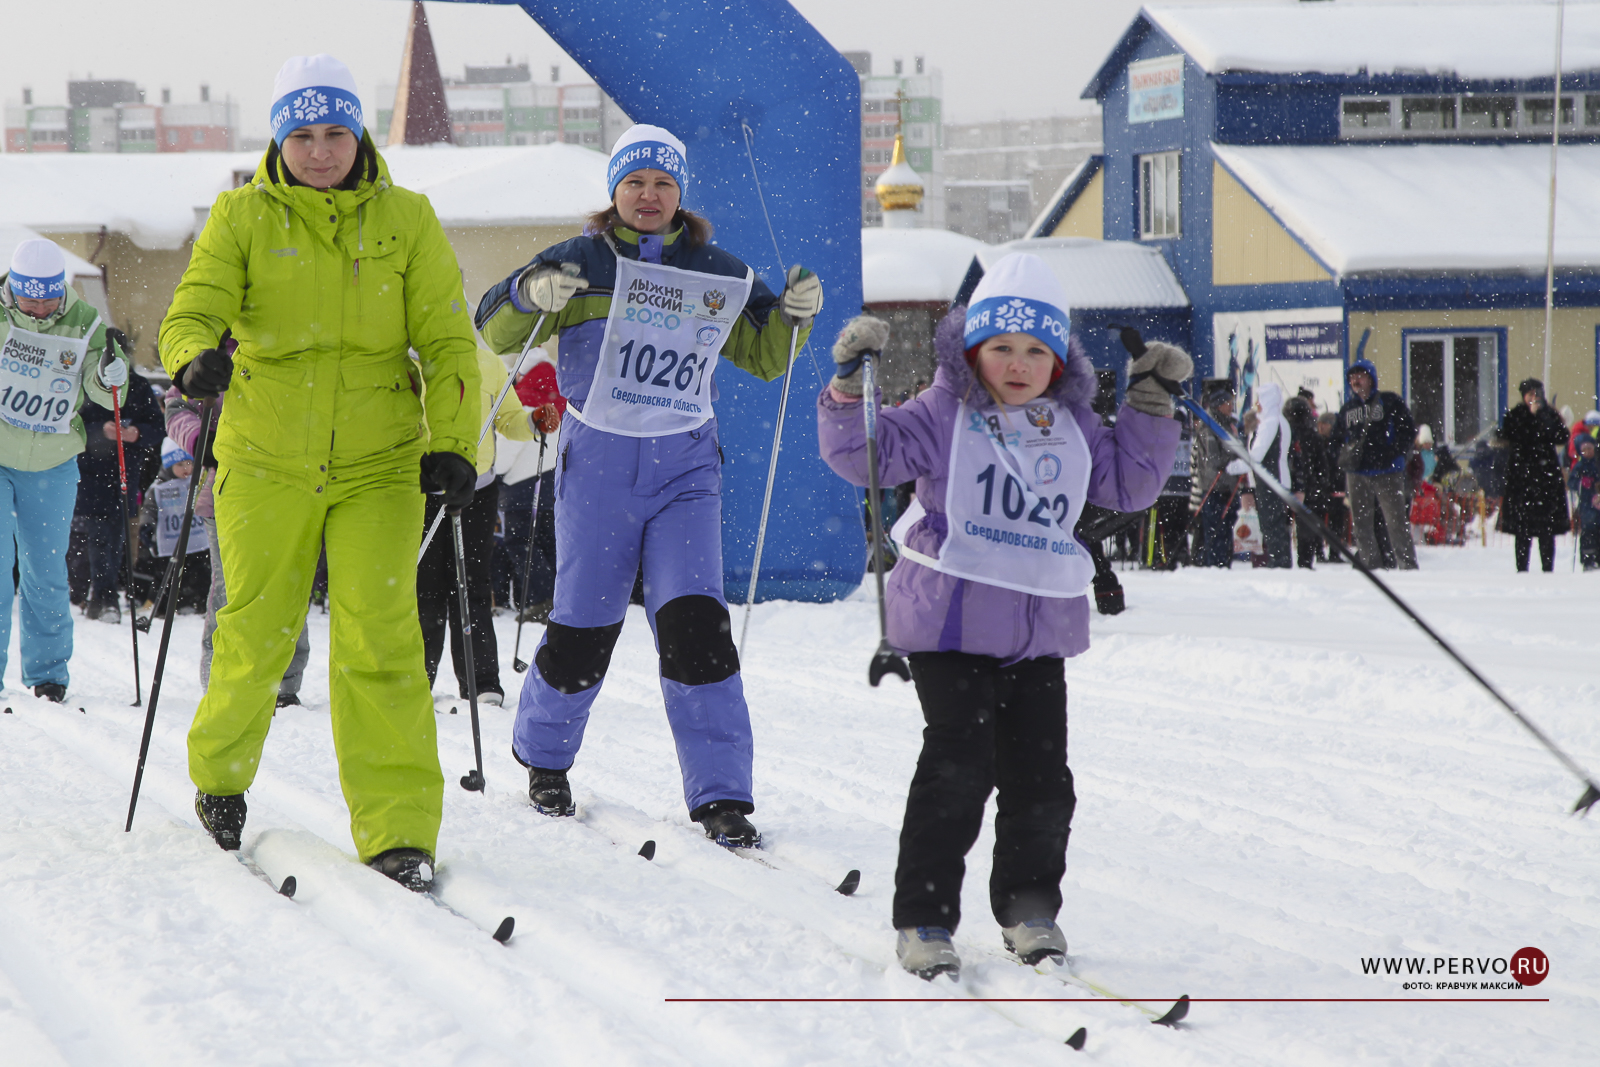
161, 438, 194, 468
606, 124, 689, 201
269, 55, 364, 146
963, 252, 1071, 362
8, 238, 67, 302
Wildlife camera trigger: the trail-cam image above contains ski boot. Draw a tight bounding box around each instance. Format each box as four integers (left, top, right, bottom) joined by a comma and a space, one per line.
897, 926, 961, 981
476, 687, 505, 708
275, 692, 301, 709
34, 682, 67, 704
1002, 918, 1068, 966
368, 848, 434, 893
694, 800, 761, 849
195, 791, 247, 851
527, 766, 576, 817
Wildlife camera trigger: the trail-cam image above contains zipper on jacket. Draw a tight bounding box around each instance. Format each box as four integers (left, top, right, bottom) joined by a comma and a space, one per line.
562, 444, 569, 472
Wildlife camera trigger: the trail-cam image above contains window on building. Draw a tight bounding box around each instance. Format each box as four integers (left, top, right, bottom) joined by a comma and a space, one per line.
1588, 95, 1600, 127
166, 129, 179, 146
1522, 95, 1576, 129
1401, 97, 1457, 131
1139, 151, 1180, 239
1341, 99, 1392, 132
1461, 96, 1516, 131
1407, 333, 1499, 446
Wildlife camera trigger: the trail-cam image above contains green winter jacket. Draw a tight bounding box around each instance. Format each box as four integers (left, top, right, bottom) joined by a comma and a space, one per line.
159, 139, 479, 491
0, 281, 124, 472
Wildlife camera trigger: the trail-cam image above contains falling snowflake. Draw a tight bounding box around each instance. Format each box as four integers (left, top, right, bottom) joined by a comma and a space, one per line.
291, 89, 330, 122
19, 278, 48, 299
993, 298, 1036, 334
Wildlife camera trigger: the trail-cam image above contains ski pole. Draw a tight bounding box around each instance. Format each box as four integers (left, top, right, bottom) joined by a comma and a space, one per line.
449, 505, 487, 792
860, 350, 909, 687
511, 433, 548, 675
419, 313, 548, 564
109, 382, 142, 706
126, 398, 215, 832
738, 319, 801, 659
1183, 395, 1600, 816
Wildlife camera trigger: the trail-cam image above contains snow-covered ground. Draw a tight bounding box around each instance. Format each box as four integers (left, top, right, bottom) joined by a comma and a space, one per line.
2, 539, 1596, 1065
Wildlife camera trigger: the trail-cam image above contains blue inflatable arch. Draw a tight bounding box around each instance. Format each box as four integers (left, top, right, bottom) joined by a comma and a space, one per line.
435, 0, 865, 602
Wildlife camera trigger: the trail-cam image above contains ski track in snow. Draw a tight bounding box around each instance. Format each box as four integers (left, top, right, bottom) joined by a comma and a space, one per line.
1, 541, 1597, 1064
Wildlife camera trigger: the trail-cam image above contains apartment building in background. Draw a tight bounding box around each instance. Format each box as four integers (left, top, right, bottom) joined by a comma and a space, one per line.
844, 52, 945, 230
5, 80, 238, 153
375, 62, 630, 151
943, 115, 1100, 244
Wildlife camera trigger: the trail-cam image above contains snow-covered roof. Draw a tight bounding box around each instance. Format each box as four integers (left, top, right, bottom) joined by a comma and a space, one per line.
974, 238, 1189, 310
1088, 2, 1600, 96
1213, 142, 1600, 275
0, 143, 609, 251
861, 227, 989, 304
0, 224, 102, 281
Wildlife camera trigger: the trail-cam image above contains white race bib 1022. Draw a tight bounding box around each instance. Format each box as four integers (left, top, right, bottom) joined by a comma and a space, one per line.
0, 316, 95, 434
571, 255, 753, 438
892, 398, 1096, 598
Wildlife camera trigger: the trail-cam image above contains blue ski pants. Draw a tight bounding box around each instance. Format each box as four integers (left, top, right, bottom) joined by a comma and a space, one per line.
0, 460, 78, 689
512, 417, 753, 816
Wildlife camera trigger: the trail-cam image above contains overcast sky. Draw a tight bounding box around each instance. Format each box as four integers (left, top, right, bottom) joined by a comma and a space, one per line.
6, 0, 1559, 140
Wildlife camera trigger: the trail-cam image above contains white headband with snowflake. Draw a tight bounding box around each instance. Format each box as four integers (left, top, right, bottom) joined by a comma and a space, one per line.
269, 54, 364, 146
964, 252, 1071, 361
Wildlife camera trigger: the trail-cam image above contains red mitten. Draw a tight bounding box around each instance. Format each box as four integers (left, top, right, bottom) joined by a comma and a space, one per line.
515, 362, 566, 415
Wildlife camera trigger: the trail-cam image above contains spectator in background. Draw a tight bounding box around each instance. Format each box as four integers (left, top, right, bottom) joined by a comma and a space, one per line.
1226, 382, 1292, 569
1191, 381, 1241, 567
1569, 411, 1600, 465
70, 371, 162, 621
1331, 359, 1417, 570
1498, 378, 1570, 573
1569, 435, 1600, 571
1150, 404, 1193, 569
1285, 393, 1331, 569
1317, 411, 1349, 557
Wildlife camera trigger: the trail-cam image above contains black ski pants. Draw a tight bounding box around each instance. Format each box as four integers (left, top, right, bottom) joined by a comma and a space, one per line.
894, 651, 1076, 932
418, 485, 502, 697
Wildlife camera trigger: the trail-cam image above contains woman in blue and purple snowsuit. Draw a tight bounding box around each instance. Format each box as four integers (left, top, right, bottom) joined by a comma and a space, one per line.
817, 253, 1189, 979
475, 125, 823, 847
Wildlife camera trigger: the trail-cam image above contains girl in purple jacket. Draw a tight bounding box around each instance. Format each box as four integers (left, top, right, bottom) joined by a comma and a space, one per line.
816, 253, 1190, 980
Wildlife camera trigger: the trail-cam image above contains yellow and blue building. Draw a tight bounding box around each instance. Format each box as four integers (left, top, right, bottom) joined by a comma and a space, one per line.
1036, 2, 1600, 441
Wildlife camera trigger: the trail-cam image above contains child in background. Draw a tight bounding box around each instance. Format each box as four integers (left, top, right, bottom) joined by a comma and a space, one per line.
816, 253, 1189, 980
1569, 435, 1600, 570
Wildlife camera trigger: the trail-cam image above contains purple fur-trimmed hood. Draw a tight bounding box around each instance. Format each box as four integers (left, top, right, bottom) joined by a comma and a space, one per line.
932, 305, 1098, 413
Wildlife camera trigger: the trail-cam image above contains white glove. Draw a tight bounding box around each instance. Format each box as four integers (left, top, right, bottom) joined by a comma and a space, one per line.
779, 265, 823, 329
515, 262, 587, 315
98, 350, 129, 390
829, 315, 890, 397
1126, 341, 1193, 418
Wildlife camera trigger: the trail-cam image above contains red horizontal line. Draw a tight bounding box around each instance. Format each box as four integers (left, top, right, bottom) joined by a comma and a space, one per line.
665, 997, 1547, 1004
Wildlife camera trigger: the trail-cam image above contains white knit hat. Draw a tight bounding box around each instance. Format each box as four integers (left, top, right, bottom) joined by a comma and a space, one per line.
606, 124, 689, 201
8, 237, 67, 301
269, 55, 364, 145
964, 252, 1071, 360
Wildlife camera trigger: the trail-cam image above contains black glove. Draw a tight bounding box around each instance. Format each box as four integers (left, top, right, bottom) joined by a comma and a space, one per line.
181, 329, 234, 398
420, 451, 476, 510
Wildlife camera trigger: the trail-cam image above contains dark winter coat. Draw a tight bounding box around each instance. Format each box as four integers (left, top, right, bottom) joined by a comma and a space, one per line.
1331, 361, 1415, 477
1284, 397, 1332, 505
74, 378, 163, 519
1498, 403, 1570, 536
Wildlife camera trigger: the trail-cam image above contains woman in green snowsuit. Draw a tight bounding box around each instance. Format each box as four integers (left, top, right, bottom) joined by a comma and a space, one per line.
159, 55, 479, 890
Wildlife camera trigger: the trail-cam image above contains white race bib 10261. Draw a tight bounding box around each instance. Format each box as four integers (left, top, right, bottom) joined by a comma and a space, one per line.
892, 399, 1096, 598
0, 316, 95, 434
571, 255, 753, 438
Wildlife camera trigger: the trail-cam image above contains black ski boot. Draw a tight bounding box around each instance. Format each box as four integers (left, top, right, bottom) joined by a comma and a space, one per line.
368, 848, 434, 893
195, 790, 247, 851
33, 682, 66, 703
527, 766, 576, 817
694, 800, 761, 849
275, 692, 301, 709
